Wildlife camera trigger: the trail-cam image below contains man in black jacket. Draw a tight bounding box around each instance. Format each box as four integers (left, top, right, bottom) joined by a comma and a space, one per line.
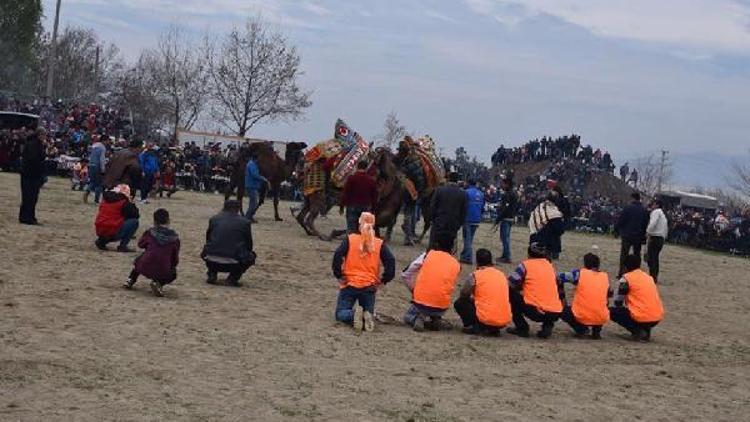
493, 177, 517, 263
428, 172, 467, 252
201, 200, 255, 287
19, 128, 47, 225
615, 192, 649, 277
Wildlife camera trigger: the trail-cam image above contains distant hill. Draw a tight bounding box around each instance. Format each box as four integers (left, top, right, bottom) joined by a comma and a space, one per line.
668, 151, 736, 190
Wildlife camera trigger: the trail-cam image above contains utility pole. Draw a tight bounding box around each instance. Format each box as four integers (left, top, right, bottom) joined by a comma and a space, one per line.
656, 150, 669, 194
45, 0, 63, 99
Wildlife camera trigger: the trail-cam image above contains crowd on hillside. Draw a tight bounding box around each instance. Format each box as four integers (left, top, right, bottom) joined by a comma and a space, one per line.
491, 134, 616, 173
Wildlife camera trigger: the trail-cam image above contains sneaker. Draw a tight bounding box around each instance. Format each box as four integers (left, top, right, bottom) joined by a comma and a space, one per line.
150, 281, 164, 297
95, 238, 108, 251
506, 327, 530, 338
363, 310, 375, 332
123, 278, 136, 289
139, 199, 150, 204
116, 246, 135, 253
412, 315, 425, 332
353, 306, 364, 333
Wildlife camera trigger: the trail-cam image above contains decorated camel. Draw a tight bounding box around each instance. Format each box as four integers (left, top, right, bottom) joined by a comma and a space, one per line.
225, 140, 307, 221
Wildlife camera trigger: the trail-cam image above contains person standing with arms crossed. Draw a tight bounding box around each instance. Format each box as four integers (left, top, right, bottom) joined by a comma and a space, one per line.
645, 199, 668, 283
18, 128, 47, 225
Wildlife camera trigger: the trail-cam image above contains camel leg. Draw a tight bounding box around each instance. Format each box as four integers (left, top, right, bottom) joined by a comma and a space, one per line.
305, 192, 324, 237
295, 198, 313, 236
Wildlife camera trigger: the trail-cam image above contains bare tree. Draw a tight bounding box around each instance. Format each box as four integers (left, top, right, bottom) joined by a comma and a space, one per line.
633, 152, 672, 196
144, 26, 210, 136
206, 16, 312, 136
728, 154, 750, 198
112, 55, 169, 138
377, 111, 407, 149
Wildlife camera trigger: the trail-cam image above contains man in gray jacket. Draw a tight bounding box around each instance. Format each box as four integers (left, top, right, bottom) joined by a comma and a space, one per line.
201, 200, 256, 287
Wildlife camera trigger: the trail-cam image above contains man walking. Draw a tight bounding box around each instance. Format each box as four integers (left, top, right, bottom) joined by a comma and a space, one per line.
19, 128, 47, 225
339, 161, 378, 233
646, 199, 668, 283
244, 151, 268, 223
494, 177, 517, 264
428, 172, 467, 251
84, 134, 108, 204
615, 192, 649, 277
460, 179, 485, 264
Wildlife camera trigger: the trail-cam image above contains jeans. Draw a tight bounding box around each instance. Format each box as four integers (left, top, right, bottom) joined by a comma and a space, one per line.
646, 236, 665, 282
500, 220, 512, 260
87, 165, 103, 203
19, 174, 43, 223
560, 306, 601, 334
609, 306, 658, 335
346, 206, 368, 233
245, 189, 260, 220
403, 303, 446, 327
205, 260, 251, 282
101, 218, 139, 248
509, 288, 561, 332
141, 173, 155, 200
335, 286, 376, 324
460, 223, 479, 262
619, 238, 643, 277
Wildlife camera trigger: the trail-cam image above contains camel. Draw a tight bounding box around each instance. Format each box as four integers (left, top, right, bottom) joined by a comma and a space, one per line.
226, 141, 307, 221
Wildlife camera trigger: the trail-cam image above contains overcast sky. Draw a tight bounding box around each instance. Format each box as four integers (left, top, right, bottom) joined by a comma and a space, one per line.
42, 0, 750, 163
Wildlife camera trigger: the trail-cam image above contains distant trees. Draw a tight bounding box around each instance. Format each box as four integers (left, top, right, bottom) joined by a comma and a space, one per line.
0, 0, 43, 94
206, 16, 312, 136
446, 146, 490, 182
377, 111, 408, 149
728, 152, 750, 198
632, 152, 673, 196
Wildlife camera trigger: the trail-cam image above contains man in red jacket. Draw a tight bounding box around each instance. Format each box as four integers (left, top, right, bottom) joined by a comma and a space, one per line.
94, 184, 140, 252
340, 161, 378, 233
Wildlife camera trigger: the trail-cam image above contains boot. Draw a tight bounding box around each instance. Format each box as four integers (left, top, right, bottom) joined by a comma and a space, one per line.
150, 281, 164, 297
536, 323, 554, 339
506, 327, 530, 338
591, 327, 602, 340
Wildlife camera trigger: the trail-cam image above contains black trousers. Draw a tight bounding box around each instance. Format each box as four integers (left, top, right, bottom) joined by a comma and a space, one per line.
646, 236, 665, 282
19, 174, 42, 223
453, 296, 504, 332
205, 261, 251, 282
619, 238, 642, 277
509, 288, 560, 332
609, 307, 658, 334
560, 306, 602, 334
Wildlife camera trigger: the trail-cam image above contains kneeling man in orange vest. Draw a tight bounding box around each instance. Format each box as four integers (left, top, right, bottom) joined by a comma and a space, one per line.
454, 249, 512, 336
507, 243, 563, 339
610, 254, 664, 342
404, 235, 462, 332
332, 212, 396, 333
558, 253, 611, 340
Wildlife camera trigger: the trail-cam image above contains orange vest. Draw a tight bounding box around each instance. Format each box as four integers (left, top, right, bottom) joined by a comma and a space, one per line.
341, 234, 383, 289
521, 258, 563, 313
413, 250, 461, 310
473, 267, 512, 327
571, 269, 610, 326
624, 269, 664, 323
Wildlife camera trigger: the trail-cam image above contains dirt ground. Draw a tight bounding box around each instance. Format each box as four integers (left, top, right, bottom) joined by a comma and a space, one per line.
1, 172, 749, 421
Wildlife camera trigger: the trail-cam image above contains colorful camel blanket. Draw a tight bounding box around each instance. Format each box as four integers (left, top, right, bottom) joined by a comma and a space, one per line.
304, 119, 371, 190
400, 135, 445, 196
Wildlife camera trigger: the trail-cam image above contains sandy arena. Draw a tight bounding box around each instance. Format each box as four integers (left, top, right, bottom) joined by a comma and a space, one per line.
1, 173, 748, 421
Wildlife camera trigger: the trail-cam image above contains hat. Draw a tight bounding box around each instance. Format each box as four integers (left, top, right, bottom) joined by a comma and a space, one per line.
112, 184, 131, 199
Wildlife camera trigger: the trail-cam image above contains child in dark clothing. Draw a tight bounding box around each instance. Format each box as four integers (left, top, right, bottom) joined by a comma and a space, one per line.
125, 208, 180, 297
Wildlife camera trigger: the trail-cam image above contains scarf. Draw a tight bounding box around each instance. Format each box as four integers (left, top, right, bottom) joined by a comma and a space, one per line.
358, 212, 376, 256
112, 184, 131, 200
529, 200, 563, 235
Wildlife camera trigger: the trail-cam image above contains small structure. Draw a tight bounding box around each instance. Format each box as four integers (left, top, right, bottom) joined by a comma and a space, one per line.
0, 112, 40, 131
658, 190, 719, 211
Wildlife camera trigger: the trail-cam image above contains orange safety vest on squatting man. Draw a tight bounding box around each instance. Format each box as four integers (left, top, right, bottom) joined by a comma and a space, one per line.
521, 258, 563, 314
473, 266, 512, 327
413, 250, 461, 310
623, 269, 664, 323
572, 268, 610, 326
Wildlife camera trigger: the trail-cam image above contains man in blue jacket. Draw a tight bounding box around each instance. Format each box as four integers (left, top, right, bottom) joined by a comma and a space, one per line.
244, 151, 268, 223
138, 144, 160, 204
460, 179, 485, 264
